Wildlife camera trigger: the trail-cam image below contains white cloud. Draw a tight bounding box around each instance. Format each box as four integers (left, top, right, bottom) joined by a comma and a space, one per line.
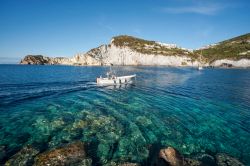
162, 3, 226, 15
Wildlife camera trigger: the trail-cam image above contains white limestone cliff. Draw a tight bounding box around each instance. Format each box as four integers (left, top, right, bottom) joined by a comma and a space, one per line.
67, 43, 200, 67
211, 59, 250, 68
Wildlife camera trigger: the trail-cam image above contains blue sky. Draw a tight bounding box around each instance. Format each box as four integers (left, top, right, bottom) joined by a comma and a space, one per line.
0, 0, 249, 63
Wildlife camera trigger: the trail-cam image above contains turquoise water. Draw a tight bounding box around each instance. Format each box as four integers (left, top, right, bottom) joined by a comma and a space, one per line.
0, 65, 250, 165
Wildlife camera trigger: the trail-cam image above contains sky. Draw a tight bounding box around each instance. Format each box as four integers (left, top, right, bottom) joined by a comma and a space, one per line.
0, 0, 249, 64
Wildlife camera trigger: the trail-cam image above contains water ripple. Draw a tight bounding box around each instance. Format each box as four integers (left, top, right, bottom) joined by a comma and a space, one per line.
0, 65, 250, 165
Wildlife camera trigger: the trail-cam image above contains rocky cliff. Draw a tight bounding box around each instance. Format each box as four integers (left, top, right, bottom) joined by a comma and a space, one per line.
20, 34, 250, 67
20, 55, 71, 65
195, 33, 250, 67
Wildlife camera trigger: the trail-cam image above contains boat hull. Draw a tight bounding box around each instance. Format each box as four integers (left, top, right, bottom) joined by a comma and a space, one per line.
96, 74, 136, 85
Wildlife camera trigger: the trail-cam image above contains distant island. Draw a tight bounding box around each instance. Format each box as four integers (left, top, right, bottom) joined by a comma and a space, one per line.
20, 33, 250, 68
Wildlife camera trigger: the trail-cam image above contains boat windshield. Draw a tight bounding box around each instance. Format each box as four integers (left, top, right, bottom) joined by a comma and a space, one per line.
106, 71, 116, 79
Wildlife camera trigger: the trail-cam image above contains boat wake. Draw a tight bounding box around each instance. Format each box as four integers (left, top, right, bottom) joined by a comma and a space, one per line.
0, 81, 97, 106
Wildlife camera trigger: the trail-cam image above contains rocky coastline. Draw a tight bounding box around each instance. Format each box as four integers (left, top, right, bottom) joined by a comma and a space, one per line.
19, 34, 250, 68
19, 54, 250, 68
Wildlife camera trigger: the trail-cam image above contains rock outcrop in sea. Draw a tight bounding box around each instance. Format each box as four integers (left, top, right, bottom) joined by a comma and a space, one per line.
20, 34, 250, 67
216, 153, 245, 166
159, 147, 184, 166
20, 55, 72, 65
3, 143, 245, 166
157, 147, 244, 166
34, 141, 91, 166
5, 145, 39, 166
2, 141, 244, 166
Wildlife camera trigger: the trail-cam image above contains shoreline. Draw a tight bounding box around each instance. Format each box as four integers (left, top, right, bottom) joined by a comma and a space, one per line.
2, 63, 249, 69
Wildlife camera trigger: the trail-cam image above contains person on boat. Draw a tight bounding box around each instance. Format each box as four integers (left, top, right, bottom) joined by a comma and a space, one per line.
107, 71, 111, 79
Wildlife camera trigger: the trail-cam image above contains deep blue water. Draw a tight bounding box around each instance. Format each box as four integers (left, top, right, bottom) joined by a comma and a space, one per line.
0, 65, 250, 165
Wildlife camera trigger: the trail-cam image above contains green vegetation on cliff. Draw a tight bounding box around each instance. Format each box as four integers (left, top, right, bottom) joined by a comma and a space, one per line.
112, 35, 199, 59
195, 33, 250, 62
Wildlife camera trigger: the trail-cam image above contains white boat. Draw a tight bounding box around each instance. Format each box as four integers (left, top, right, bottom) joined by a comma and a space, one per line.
96, 74, 136, 85
198, 66, 203, 70
96, 64, 136, 85
198, 50, 203, 70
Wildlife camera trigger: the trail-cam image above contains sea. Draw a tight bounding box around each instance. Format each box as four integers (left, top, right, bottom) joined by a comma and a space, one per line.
0, 65, 250, 165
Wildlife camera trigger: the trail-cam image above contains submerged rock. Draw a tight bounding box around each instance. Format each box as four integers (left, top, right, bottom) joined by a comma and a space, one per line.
104, 162, 140, 166
183, 158, 202, 166
118, 163, 140, 166
76, 158, 92, 166
5, 145, 39, 166
136, 116, 152, 127
113, 122, 148, 163
159, 147, 184, 166
0, 146, 6, 163
157, 146, 246, 166
193, 153, 216, 166
216, 153, 244, 166
34, 141, 89, 166
72, 119, 87, 129
50, 118, 66, 129
30, 116, 54, 144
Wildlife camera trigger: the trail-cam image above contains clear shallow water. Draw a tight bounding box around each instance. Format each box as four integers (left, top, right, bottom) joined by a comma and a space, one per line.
0, 65, 250, 165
